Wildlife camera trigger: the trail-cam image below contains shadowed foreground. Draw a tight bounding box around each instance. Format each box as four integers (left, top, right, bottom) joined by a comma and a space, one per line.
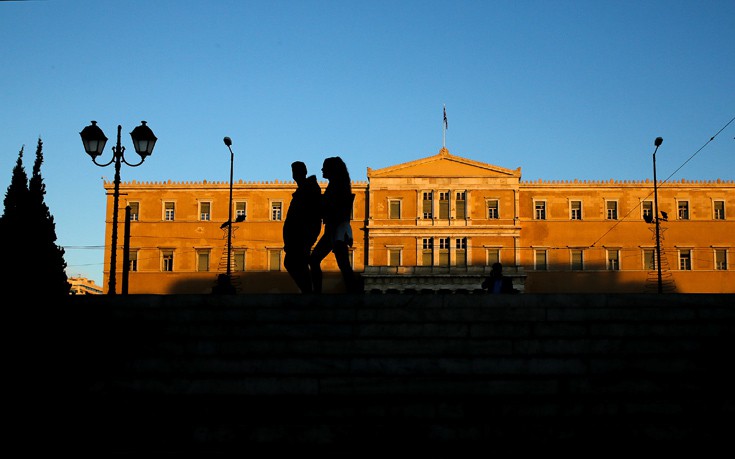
18, 293, 735, 454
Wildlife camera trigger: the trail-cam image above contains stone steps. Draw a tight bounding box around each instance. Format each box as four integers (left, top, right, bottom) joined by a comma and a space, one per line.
27, 293, 735, 452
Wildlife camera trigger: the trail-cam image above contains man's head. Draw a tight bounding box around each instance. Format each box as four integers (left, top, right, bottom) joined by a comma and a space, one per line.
291, 161, 307, 182
491, 262, 503, 277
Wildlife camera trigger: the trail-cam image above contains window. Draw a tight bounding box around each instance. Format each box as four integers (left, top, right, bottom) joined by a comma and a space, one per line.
535, 201, 546, 220
486, 248, 500, 266
643, 249, 658, 270
422, 238, 433, 266
162, 250, 174, 272
389, 200, 401, 219
164, 202, 175, 221
388, 248, 401, 267
715, 249, 727, 270
235, 201, 247, 221
438, 237, 450, 267
128, 202, 139, 222
271, 202, 282, 221
642, 201, 653, 220
439, 192, 450, 219
679, 249, 692, 270
422, 192, 433, 219
570, 201, 582, 220
128, 249, 138, 272
677, 201, 689, 220
456, 192, 466, 219
607, 249, 620, 271
234, 251, 246, 272
571, 249, 584, 270
487, 200, 499, 219
714, 201, 725, 220
534, 249, 547, 270
606, 201, 618, 220
268, 249, 281, 271
200, 202, 211, 221
196, 249, 210, 272
455, 238, 467, 267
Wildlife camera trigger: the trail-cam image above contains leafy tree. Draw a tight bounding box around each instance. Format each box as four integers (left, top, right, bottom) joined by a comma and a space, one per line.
0, 139, 70, 295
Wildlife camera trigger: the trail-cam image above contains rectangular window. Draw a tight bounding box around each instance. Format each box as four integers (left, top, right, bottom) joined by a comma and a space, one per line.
456, 191, 466, 219
234, 251, 246, 272
714, 201, 725, 220
486, 248, 500, 266
607, 249, 620, 271
455, 238, 467, 267
389, 200, 401, 219
268, 249, 281, 271
644, 249, 658, 270
535, 201, 546, 220
128, 249, 138, 272
422, 238, 433, 266
439, 192, 449, 219
200, 202, 211, 221
164, 202, 175, 221
642, 201, 653, 220
606, 201, 618, 220
162, 250, 174, 272
388, 249, 401, 267
570, 201, 582, 220
128, 202, 139, 222
534, 249, 547, 270
715, 249, 727, 270
235, 201, 247, 221
197, 250, 210, 272
679, 249, 692, 270
487, 200, 499, 219
678, 201, 689, 220
571, 249, 584, 270
438, 237, 450, 267
422, 192, 433, 219
271, 202, 282, 221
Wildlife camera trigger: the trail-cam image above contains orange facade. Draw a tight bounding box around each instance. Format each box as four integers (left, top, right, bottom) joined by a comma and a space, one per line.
103, 148, 734, 294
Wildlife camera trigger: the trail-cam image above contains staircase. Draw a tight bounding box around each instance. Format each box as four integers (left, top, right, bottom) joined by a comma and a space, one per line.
27, 293, 735, 453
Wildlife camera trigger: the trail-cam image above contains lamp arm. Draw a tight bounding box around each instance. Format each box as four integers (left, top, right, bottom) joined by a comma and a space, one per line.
121, 155, 147, 167
91, 156, 116, 168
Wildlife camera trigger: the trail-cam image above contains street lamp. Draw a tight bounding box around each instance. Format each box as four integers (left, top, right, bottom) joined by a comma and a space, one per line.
80, 120, 157, 295
223, 136, 235, 285
652, 136, 664, 294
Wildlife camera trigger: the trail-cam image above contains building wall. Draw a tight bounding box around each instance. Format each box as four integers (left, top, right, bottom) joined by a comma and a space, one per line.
103, 150, 735, 294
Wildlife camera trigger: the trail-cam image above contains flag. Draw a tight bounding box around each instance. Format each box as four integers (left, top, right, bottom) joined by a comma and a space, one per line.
443, 106, 448, 129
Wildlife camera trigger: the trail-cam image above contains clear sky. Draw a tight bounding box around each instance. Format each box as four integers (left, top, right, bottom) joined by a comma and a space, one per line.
1, 0, 733, 286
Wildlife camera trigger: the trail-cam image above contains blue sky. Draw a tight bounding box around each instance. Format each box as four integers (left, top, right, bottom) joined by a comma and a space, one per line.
1, 0, 733, 286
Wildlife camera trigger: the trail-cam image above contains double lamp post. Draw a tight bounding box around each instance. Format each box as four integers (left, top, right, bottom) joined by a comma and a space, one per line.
80, 120, 157, 295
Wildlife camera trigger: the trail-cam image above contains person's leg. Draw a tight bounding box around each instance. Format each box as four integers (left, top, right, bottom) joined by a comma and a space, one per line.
285, 249, 312, 293
308, 235, 332, 294
333, 240, 356, 292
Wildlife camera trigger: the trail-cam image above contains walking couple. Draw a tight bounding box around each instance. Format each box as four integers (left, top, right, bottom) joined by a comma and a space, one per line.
283, 156, 359, 293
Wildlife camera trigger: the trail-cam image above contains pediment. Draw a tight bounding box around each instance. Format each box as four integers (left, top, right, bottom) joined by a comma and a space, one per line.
367, 148, 520, 179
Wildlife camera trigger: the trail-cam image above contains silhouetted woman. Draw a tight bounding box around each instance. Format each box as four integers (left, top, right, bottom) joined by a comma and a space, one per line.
309, 156, 357, 293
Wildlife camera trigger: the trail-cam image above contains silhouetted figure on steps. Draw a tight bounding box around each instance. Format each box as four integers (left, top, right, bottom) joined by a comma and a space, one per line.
283, 161, 322, 293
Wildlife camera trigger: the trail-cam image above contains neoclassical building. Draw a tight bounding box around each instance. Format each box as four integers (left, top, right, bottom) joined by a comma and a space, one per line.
102, 148, 734, 294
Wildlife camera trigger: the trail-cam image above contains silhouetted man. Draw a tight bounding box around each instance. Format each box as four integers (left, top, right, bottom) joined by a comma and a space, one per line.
481, 262, 516, 294
283, 161, 322, 293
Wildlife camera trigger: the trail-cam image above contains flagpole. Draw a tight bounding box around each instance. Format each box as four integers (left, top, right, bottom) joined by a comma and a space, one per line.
442, 104, 447, 148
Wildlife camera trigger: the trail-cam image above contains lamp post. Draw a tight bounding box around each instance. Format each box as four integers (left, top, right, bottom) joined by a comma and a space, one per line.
223, 137, 235, 283
80, 120, 157, 295
652, 136, 664, 293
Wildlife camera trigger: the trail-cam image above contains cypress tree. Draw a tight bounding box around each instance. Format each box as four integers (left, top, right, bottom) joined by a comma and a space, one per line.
0, 140, 70, 295
29, 138, 70, 295
0, 147, 31, 292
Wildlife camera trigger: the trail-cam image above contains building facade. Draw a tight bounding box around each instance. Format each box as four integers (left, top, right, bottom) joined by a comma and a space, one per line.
103, 148, 734, 294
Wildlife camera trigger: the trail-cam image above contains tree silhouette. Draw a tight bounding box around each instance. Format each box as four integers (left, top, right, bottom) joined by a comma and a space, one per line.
0, 139, 70, 295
